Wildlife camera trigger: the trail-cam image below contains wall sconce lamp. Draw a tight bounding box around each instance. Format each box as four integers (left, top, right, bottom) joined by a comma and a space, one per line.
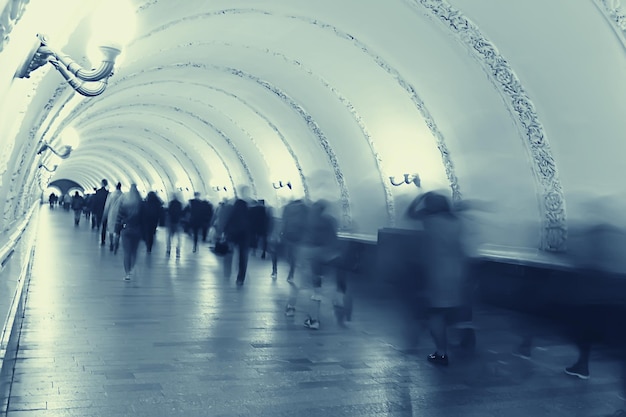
272, 181, 292, 190
37, 142, 72, 159
211, 186, 227, 192
38, 163, 58, 172
14, 0, 136, 97
15, 33, 120, 97
389, 173, 420, 187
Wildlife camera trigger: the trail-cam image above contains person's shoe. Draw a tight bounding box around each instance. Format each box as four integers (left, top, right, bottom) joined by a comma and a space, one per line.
271, 271, 277, 280
176, 248, 180, 258
285, 304, 296, 317
124, 273, 131, 281
427, 352, 449, 366
304, 317, 320, 330
236, 280, 244, 286
286, 275, 294, 283
565, 364, 589, 379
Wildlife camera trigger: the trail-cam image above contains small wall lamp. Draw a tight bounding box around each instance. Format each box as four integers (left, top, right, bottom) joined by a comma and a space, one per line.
389, 173, 420, 187
15, 34, 122, 97
272, 181, 292, 190
38, 163, 58, 172
211, 186, 227, 192
37, 142, 72, 159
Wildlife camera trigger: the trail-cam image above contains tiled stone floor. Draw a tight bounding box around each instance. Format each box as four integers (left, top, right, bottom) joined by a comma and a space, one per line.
2, 207, 626, 416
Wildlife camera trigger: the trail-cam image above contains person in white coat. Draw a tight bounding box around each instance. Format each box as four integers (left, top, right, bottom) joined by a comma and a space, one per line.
103, 182, 124, 253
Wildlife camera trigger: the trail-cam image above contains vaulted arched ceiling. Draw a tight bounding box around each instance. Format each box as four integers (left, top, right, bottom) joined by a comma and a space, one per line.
2, 0, 626, 251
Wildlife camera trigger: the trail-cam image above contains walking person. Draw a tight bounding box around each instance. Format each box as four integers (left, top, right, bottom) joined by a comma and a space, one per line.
406, 184, 472, 366
166, 192, 184, 258
224, 196, 252, 285
70, 191, 85, 226
185, 192, 205, 253
142, 191, 163, 254
92, 179, 109, 246
285, 199, 340, 330
115, 184, 143, 281
103, 182, 123, 253
280, 198, 310, 282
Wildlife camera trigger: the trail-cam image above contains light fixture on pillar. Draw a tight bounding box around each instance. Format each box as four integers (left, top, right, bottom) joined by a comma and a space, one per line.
37, 142, 72, 159
211, 186, 227, 192
389, 173, 420, 187
38, 163, 58, 172
272, 180, 292, 190
14, 0, 136, 97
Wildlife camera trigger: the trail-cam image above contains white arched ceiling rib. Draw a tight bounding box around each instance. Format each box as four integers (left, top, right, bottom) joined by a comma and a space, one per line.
133, 8, 462, 226
65, 139, 174, 192
54, 108, 209, 194
57, 85, 254, 198
52, 168, 106, 191
65, 148, 158, 191
89, 109, 225, 194
595, 0, 626, 49
86, 122, 203, 191
181, 41, 395, 223
134, 13, 351, 224
58, 97, 230, 195
54, 157, 136, 189
411, 0, 566, 251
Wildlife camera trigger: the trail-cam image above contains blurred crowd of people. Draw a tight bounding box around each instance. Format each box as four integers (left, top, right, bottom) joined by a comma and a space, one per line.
47, 176, 626, 408
50, 181, 353, 329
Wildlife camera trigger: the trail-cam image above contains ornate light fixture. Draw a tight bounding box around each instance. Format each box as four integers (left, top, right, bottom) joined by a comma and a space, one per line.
37, 142, 72, 159
272, 181, 292, 190
38, 163, 58, 172
14, 0, 136, 97
389, 173, 420, 187
15, 34, 120, 97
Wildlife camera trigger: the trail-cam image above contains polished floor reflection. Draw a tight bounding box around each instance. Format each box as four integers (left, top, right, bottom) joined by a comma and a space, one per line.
3, 207, 625, 416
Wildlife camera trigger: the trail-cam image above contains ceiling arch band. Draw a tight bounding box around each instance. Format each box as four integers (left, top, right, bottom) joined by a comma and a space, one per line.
133, 7, 465, 225
52, 105, 211, 195
52, 80, 251, 198
206, 40, 396, 225
594, 0, 626, 49
63, 137, 176, 192
410, 0, 567, 251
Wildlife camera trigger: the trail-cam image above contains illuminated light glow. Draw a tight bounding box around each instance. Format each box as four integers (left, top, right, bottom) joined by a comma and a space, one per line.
90, 0, 137, 52
61, 126, 80, 149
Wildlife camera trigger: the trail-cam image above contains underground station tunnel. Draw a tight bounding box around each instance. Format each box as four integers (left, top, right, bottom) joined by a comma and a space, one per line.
1, 0, 626, 416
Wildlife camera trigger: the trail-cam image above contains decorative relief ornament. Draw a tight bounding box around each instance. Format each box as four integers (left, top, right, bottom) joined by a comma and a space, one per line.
414, 0, 568, 251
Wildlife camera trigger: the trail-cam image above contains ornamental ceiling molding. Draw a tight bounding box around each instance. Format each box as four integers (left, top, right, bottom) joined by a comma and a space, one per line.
134, 9, 460, 226
49, 86, 237, 197
74, 108, 217, 193
411, 0, 567, 252
593, 0, 626, 50
55, 75, 311, 201
0, 0, 30, 53
181, 40, 395, 225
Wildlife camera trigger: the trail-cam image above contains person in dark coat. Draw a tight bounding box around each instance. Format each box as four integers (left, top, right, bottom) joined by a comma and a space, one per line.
200, 198, 214, 243
166, 193, 184, 258
185, 192, 205, 253
141, 191, 163, 253
224, 197, 251, 285
249, 199, 270, 258
70, 191, 85, 226
91, 179, 109, 246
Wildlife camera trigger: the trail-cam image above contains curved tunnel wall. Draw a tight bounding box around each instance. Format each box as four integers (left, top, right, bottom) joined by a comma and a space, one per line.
1, 0, 626, 254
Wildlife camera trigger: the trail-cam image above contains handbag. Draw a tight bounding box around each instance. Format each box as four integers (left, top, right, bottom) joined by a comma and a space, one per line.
213, 238, 230, 256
